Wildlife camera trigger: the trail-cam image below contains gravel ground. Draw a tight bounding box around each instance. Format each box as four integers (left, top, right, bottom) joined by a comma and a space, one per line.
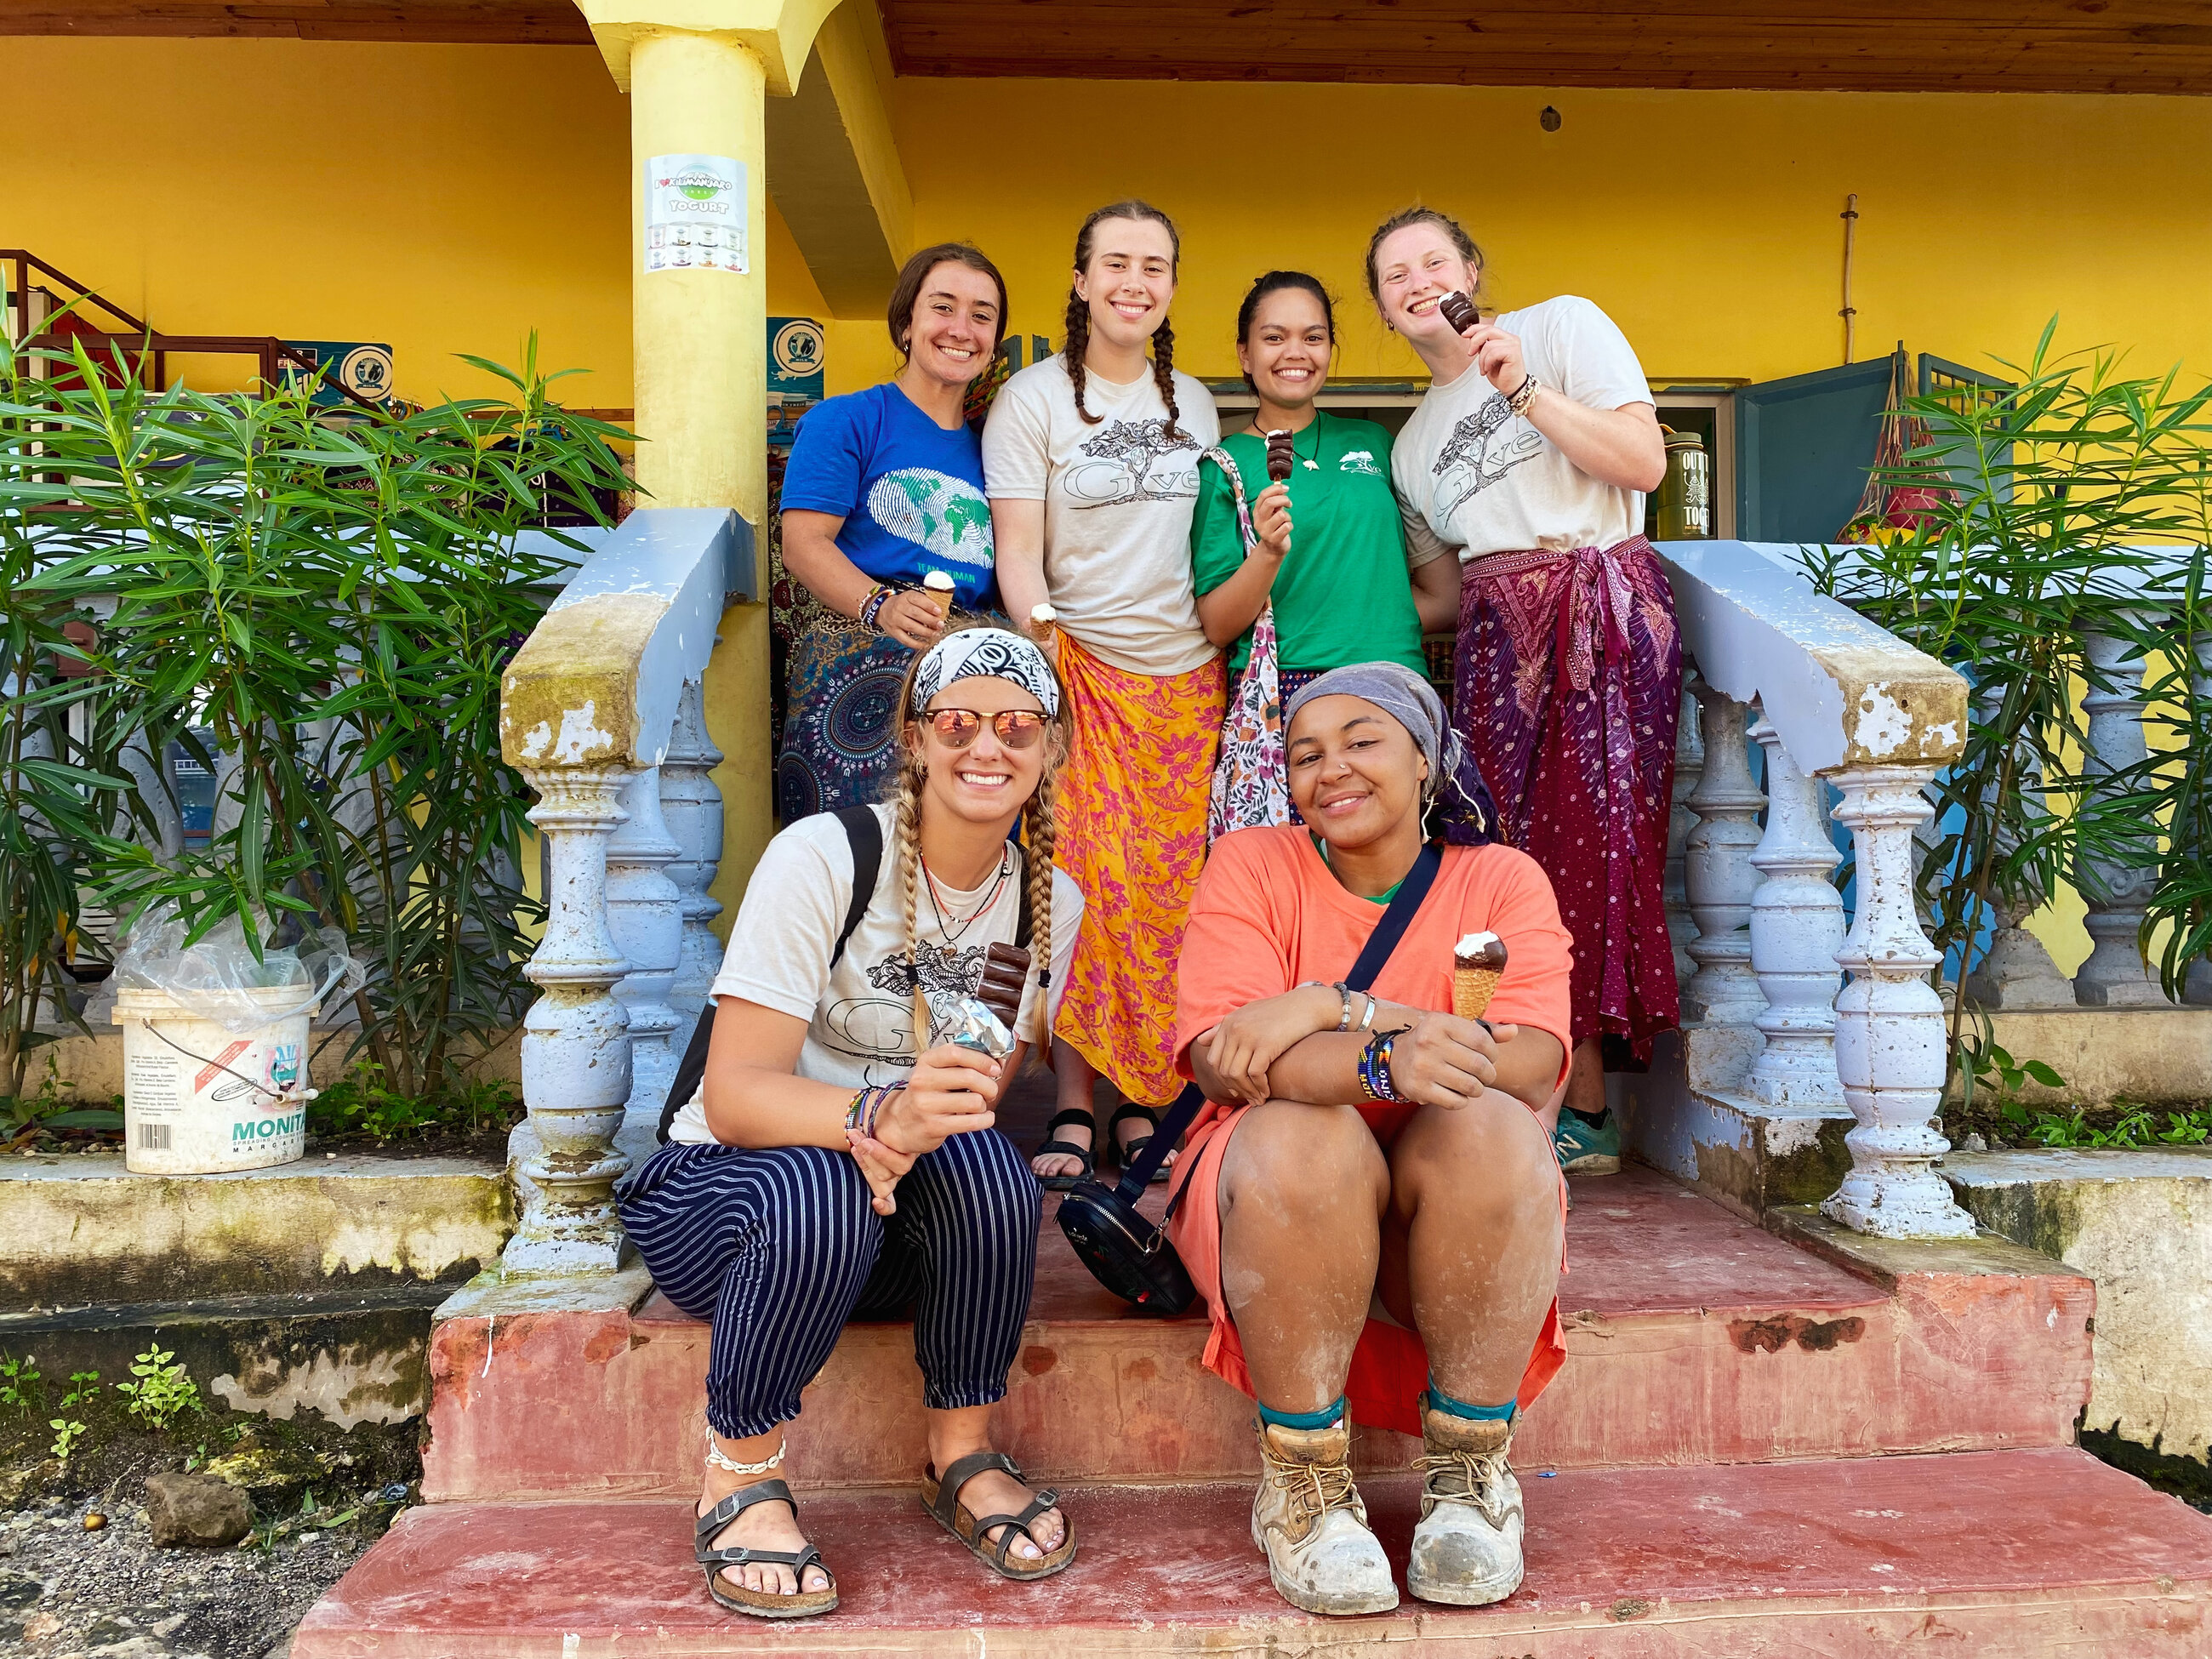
0, 1490, 387, 1659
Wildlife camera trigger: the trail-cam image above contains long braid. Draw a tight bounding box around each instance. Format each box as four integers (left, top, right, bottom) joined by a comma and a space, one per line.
894, 756, 928, 1055
1063, 284, 1100, 425
1023, 764, 1060, 1052
1150, 315, 1183, 444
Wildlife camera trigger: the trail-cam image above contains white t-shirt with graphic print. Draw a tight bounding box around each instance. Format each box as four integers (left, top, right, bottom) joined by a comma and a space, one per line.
664, 804, 1083, 1145
1393, 295, 1654, 564
982, 354, 1220, 676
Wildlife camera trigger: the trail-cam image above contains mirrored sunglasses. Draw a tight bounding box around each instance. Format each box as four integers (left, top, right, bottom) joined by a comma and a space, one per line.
923, 708, 1046, 750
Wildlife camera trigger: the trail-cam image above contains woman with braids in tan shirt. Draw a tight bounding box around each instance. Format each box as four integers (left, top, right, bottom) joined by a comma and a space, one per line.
621, 628, 1084, 1618
983, 199, 1224, 1189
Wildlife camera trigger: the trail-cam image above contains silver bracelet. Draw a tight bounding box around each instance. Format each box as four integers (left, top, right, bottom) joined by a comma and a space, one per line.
1507, 373, 1543, 418
1357, 993, 1379, 1033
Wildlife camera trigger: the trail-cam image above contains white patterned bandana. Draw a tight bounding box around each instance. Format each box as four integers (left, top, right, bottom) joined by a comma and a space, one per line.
909, 627, 1060, 719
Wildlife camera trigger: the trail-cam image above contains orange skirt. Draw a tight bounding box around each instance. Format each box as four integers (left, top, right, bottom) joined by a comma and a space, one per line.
1052, 635, 1227, 1107
1163, 1097, 1568, 1438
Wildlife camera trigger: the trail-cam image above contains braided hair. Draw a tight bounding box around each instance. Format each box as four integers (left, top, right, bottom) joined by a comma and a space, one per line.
885, 642, 1072, 1060
1063, 199, 1185, 442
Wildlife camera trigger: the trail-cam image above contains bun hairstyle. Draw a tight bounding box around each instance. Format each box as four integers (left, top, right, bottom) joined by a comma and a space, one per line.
889, 242, 1010, 361
883, 647, 1071, 1056
1062, 199, 1185, 442
1235, 271, 1336, 393
1363, 206, 1487, 318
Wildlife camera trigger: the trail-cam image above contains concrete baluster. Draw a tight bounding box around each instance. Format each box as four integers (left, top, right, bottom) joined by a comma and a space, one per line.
660, 676, 726, 1023
508, 767, 634, 1272
1682, 687, 1767, 1026
1825, 764, 1977, 1238
1960, 686, 2075, 1009
605, 764, 685, 1132
2075, 620, 2169, 1006
1664, 678, 1706, 990
1745, 718, 1845, 1107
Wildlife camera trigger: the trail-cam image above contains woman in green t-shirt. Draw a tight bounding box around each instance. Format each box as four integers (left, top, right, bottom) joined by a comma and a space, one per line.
1192, 271, 1461, 710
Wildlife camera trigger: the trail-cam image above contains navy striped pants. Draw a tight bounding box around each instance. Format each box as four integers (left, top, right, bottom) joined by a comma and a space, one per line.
617, 1129, 1041, 1439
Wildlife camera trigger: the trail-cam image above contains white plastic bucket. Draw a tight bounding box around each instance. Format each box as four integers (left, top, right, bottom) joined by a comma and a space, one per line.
117, 986, 318, 1174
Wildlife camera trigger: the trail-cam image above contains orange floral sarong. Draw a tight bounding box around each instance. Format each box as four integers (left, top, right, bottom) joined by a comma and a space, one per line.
1052, 633, 1227, 1107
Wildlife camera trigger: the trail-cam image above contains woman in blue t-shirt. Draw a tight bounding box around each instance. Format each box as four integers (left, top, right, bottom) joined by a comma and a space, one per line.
776, 243, 1010, 820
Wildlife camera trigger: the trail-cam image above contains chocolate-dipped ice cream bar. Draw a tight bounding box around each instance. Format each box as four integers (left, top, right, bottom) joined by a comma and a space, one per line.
1438, 291, 1479, 335
1265, 428, 1296, 484
976, 942, 1031, 1035
1452, 931, 1508, 1020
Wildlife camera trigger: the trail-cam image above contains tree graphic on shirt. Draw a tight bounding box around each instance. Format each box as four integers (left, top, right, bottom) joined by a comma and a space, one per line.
1077, 419, 1192, 507
1431, 394, 1540, 518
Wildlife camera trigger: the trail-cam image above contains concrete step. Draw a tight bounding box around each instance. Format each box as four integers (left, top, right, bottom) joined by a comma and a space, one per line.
294, 1447, 2212, 1656
419, 1166, 2095, 1502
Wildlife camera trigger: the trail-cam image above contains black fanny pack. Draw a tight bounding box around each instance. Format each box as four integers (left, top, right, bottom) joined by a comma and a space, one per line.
1056, 842, 1443, 1316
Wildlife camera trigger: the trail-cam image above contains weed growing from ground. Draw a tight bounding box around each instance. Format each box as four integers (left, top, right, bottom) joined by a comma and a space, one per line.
48, 1418, 84, 1460
116, 1346, 199, 1431
0, 1354, 42, 1417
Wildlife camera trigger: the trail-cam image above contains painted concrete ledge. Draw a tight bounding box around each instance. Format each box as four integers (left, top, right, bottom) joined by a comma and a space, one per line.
1947, 1145, 2212, 1467
0, 1150, 514, 1308
1964, 1006, 2212, 1109
36, 1026, 523, 1101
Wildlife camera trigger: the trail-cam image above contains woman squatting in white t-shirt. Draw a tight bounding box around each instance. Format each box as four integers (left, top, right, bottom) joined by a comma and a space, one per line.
1371, 205, 1684, 1172
618, 628, 1085, 1619
983, 200, 1224, 1191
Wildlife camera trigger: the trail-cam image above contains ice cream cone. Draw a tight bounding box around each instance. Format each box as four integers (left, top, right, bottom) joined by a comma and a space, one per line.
920, 570, 956, 623
1452, 932, 1508, 1020
1029, 603, 1058, 656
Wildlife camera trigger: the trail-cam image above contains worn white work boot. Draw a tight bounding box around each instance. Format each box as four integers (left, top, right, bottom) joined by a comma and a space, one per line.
1405, 1403, 1525, 1606
1249, 1417, 1398, 1616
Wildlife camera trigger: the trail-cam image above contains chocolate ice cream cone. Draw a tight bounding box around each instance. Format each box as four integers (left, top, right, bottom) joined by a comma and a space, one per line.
1452, 931, 1508, 1020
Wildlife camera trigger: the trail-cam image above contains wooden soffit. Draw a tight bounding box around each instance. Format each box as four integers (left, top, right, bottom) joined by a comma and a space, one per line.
877, 1, 2212, 96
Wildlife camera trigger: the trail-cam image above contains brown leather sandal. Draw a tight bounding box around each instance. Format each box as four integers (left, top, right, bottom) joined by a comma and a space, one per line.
694, 1479, 838, 1619
920, 1451, 1077, 1582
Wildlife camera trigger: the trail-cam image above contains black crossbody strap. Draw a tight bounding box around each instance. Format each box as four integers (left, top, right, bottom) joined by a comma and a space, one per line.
659, 806, 887, 1144
1125, 840, 1445, 1204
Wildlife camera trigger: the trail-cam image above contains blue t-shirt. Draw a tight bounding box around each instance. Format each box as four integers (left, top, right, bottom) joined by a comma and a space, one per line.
780, 382, 996, 608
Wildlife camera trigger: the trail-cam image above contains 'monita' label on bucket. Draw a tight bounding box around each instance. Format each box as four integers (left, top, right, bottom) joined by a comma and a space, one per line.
122, 1003, 312, 1175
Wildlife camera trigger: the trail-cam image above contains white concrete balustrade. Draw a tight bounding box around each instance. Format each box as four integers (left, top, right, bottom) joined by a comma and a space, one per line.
1645, 539, 1976, 1237
498, 506, 750, 1272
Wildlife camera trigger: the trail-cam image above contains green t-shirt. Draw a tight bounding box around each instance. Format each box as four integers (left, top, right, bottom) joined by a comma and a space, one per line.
1190, 410, 1431, 676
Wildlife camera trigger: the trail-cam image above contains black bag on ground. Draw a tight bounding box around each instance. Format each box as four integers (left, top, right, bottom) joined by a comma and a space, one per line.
1056, 841, 1443, 1316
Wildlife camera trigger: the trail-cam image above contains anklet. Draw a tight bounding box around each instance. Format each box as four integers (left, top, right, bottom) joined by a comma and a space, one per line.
705, 1429, 786, 1475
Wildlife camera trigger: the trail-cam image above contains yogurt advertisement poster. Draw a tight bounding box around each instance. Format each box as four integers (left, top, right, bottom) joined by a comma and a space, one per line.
645, 153, 748, 275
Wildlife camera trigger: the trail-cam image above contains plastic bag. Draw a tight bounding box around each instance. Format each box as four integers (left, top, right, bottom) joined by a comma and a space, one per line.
113, 909, 365, 1034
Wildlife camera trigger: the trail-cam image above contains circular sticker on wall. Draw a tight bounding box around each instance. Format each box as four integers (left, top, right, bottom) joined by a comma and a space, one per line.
337, 345, 394, 402
772, 319, 824, 381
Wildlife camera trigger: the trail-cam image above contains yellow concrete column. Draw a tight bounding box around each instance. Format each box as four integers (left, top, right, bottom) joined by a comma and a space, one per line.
628, 26, 767, 527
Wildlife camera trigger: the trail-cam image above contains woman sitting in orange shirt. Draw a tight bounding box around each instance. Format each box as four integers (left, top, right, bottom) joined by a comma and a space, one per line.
1170, 661, 1572, 1619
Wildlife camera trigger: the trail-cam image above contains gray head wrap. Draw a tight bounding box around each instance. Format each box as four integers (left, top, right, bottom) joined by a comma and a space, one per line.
909, 627, 1060, 719
1282, 661, 1497, 841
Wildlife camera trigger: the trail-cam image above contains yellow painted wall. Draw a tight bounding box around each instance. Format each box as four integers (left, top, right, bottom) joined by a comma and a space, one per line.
890, 78, 2212, 396
0, 37, 830, 408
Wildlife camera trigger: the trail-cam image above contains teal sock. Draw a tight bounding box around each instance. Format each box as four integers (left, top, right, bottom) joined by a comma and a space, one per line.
1423, 1377, 1516, 1424
1256, 1395, 1344, 1432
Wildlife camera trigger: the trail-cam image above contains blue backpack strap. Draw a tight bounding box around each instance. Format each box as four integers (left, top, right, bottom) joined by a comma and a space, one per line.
657, 805, 887, 1144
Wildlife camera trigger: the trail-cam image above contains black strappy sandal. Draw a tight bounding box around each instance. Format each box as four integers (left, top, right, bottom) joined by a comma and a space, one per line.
1109, 1103, 1172, 1184
694, 1479, 838, 1620
1032, 1108, 1097, 1192
920, 1451, 1077, 1582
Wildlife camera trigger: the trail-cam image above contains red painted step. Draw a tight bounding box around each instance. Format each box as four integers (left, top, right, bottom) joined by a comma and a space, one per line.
298, 1447, 2212, 1657
421, 1167, 2092, 1501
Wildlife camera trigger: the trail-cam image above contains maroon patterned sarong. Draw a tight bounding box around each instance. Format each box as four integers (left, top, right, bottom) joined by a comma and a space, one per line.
1446, 534, 1681, 1061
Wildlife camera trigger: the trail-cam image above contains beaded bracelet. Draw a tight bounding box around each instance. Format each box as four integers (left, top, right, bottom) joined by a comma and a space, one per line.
1506, 373, 1543, 418
858, 583, 896, 631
